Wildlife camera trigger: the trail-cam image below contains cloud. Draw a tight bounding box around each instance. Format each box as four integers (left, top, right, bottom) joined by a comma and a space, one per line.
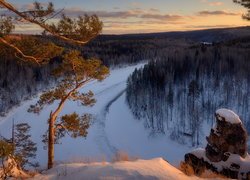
209, 2, 224, 6
62, 8, 184, 22
63, 9, 135, 19
140, 14, 182, 21
130, 2, 142, 8
149, 8, 160, 13
197, 10, 241, 16
199, 0, 224, 6
10, 2, 50, 10
1, 2, 246, 34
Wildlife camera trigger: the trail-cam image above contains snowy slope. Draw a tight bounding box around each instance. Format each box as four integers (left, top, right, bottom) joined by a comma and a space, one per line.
33, 158, 202, 180
105, 94, 192, 166
0, 63, 145, 168
0, 62, 194, 171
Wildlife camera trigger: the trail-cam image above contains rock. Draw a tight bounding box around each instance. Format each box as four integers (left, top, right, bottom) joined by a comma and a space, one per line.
183, 109, 250, 179
206, 110, 248, 162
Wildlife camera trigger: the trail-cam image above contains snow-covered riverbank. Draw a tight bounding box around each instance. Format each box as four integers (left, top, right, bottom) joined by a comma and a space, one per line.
0, 63, 145, 168
0, 62, 193, 170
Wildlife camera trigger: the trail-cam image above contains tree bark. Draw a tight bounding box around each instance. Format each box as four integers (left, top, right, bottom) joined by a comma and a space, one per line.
47, 111, 55, 169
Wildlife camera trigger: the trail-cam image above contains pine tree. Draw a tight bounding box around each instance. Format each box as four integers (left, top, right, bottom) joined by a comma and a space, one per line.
233, 0, 250, 20
167, 85, 174, 123
188, 80, 201, 146
29, 50, 109, 169
0, 1, 108, 169
14, 123, 38, 169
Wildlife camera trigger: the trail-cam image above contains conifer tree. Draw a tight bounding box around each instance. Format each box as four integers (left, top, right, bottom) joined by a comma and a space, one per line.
14, 123, 38, 169
0, 1, 108, 169
29, 50, 109, 169
167, 85, 174, 122
188, 80, 201, 146
233, 0, 250, 20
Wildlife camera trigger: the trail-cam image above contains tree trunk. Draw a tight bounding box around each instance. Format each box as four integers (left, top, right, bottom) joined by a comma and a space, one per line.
46, 82, 88, 169
48, 111, 56, 169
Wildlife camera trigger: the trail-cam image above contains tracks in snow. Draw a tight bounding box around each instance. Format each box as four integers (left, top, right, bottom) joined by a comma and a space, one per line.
94, 85, 126, 160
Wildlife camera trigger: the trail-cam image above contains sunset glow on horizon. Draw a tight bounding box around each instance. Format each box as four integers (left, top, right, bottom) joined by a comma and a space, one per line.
4, 0, 250, 34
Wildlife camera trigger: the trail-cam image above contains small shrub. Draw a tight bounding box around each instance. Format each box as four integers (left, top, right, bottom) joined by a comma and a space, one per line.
112, 151, 139, 162
180, 161, 195, 176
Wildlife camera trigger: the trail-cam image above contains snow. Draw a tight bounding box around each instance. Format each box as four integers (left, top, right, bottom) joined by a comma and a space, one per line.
0, 62, 193, 172
190, 148, 206, 159
215, 108, 241, 124
32, 158, 201, 180
0, 63, 145, 168
191, 148, 250, 179
105, 94, 192, 166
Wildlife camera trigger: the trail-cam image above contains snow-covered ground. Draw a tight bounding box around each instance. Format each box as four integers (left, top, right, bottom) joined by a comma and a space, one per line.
0, 63, 193, 170
106, 94, 192, 165
32, 158, 202, 180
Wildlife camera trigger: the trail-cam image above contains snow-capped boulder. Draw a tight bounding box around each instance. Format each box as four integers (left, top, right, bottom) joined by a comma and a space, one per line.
183, 109, 250, 179
215, 108, 242, 124
207, 108, 248, 162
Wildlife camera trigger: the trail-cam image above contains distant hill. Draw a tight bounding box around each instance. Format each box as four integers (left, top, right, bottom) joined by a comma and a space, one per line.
98, 26, 250, 43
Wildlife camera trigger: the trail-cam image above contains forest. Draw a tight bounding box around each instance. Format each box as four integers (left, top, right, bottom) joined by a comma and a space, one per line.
0, 33, 191, 116
126, 39, 250, 146
1, 27, 250, 133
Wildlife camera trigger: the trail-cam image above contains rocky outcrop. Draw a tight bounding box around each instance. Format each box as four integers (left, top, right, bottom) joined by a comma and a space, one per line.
183, 109, 250, 179
206, 109, 248, 162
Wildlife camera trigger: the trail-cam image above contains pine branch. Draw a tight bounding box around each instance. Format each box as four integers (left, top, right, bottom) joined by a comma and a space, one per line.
0, 0, 100, 45
0, 37, 41, 64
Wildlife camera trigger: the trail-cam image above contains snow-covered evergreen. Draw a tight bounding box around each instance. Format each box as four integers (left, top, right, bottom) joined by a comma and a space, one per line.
126, 44, 250, 146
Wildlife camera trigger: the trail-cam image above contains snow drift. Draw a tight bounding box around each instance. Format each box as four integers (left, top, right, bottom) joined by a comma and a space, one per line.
33, 158, 201, 180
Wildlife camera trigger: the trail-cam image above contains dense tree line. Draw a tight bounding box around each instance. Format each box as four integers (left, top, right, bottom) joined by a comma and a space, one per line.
44, 34, 191, 67
0, 34, 190, 116
0, 54, 59, 116
126, 42, 250, 146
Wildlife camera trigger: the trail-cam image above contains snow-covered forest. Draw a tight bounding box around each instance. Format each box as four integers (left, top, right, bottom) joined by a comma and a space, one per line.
126, 42, 250, 146
0, 56, 59, 115
0, 34, 190, 116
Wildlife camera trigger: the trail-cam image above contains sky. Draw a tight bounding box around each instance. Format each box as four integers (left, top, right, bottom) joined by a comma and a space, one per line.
4, 0, 250, 34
